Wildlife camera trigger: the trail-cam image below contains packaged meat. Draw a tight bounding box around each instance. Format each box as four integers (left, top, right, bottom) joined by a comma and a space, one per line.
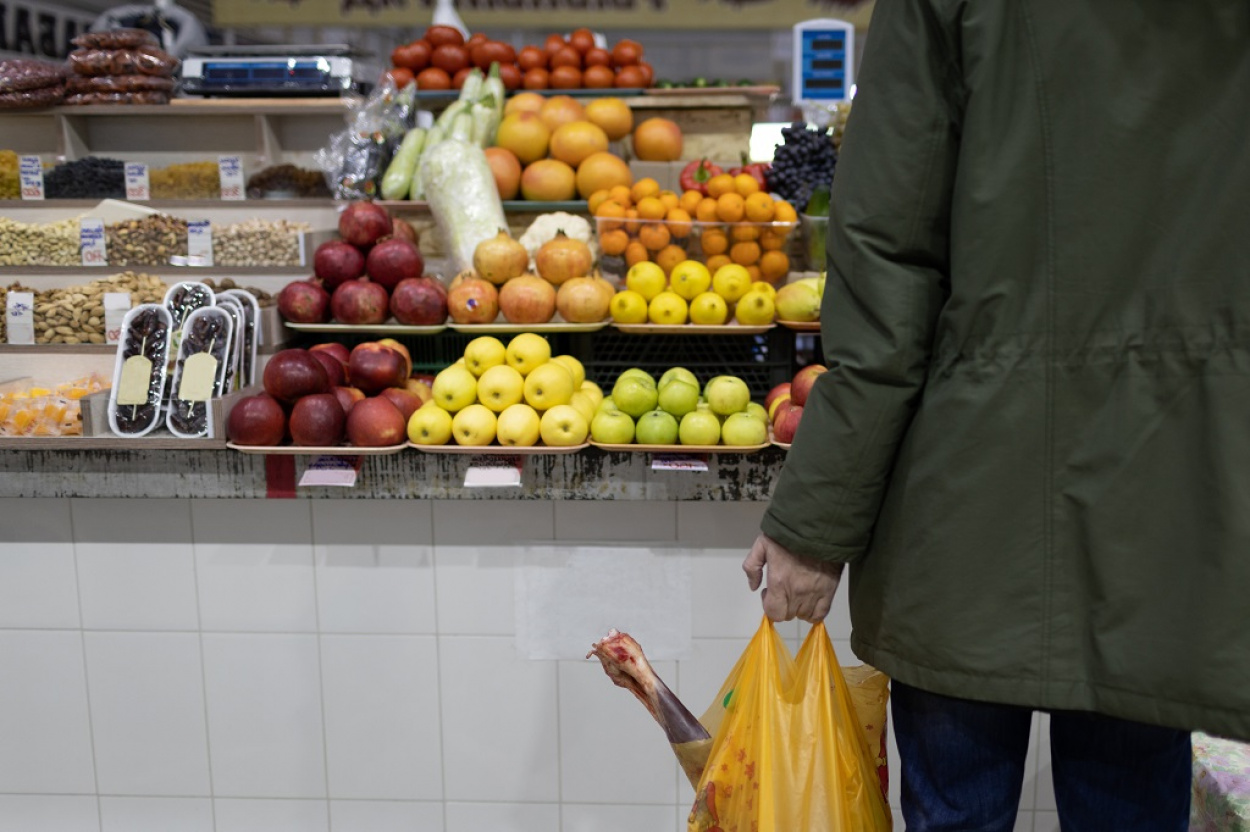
165, 307, 233, 438
0, 85, 66, 110
68, 46, 179, 78
0, 59, 67, 92
107, 304, 172, 437
66, 74, 176, 94
71, 28, 158, 50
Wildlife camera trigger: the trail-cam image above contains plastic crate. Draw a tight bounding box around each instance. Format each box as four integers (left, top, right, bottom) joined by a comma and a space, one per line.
569, 329, 795, 400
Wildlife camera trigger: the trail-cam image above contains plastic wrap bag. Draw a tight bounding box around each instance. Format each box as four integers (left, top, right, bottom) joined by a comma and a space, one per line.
0, 85, 65, 110
0, 59, 67, 92
64, 91, 171, 106
68, 45, 179, 78
419, 139, 508, 274
313, 78, 418, 200
72, 28, 158, 49
67, 74, 175, 94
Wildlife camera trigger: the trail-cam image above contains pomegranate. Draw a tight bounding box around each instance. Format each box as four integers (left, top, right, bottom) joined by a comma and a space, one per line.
472, 230, 530, 285
535, 231, 593, 286
366, 238, 424, 292
277, 280, 331, 324
390, 277, 448, 326
391, 217, 419, 244
499, 274, 556, 324
446, 276, 500, 324
338, 201, 392, 248
313, 240, 365, 290
331, 280, 390, 325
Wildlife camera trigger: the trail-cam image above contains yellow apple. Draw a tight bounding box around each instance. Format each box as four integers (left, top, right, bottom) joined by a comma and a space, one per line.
540, 404, 589, 446
476, 364, 525, 413
463, 335, 507, 377
407, 401, 453, 445
451, 403, 497, 446
505, 332, 552, 376
569, 391, 597, 423
579, 380, 604, 409
496, 403, 541, 447
523, 361, 575, 410
431, 364, 478, 413
551, 354, 586, 388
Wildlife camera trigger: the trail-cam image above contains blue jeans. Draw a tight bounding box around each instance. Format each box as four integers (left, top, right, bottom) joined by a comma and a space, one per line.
891, 681, 1192, 832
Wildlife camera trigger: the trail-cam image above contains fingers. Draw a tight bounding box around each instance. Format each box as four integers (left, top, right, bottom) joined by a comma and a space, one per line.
742, 535, 767, 592
810, 593, 833, 623
762, 583, 794, 622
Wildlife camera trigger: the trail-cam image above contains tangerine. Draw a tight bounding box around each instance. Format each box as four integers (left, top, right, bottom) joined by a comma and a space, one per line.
594, 199, 626, 231
772, 200, 798, 223
600, 228, 630, 256
758, 250, 789, 283
731, 223, 760, 242
746, 265, 762, 283
655, 244, 687, 275
716, 192, 745, 223
638, 222, 672, 251
732, 173, 761, 196
635, 196, 667, 221
624, 208, 642, 234
608, 184, 633, 209
706, 174, 735, 199
679, 189, 703, 214
587, 189, 613, 214
630, 177, 661, 203
744, 192, 775, 223
658, 190, 680, 210
665, 207, 693, 238
695, 197, 720, 223
705, 254, 732, 274
700, 228, 728, 256
729, 240, 761, 266
759, 229, 787, 251
624, 240, 649, 267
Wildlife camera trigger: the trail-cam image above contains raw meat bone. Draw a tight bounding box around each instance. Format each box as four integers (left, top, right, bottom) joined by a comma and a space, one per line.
587, 629, 711, 745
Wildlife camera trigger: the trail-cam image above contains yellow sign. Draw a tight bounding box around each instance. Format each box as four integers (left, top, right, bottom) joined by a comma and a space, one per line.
214, 0, 874, 30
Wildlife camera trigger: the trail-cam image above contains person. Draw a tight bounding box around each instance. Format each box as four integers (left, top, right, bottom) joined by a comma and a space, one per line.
743, 1, 1250, 830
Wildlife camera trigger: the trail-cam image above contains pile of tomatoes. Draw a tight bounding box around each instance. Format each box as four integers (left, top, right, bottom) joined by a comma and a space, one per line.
387, 26, 654, 92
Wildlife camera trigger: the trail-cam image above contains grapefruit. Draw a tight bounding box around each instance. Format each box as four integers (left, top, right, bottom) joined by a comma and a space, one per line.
549, 120, 610, 167
584, 97, 634, 141
504, 91, 545, 116
521, 159, 578, 201
539, 94, 586, 131
632, 117, 683, 162
483, 147, 522, 200
495, 111, 551, 166
574, 152, 633, 199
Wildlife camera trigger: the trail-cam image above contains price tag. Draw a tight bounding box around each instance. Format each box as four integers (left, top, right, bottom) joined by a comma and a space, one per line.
80, 218, 107, 267
464, 455, 524, 488
103, 292, 131, 345
124, 162, 150, 201
187, 220, 213, 266
218, 155, 245, 200
117, 355, 153, 405
5, 291, 35, 344
177, 352, 218, 401
651, 453, 710, 472
299, 455, 363, 487
18, 156, 44, 200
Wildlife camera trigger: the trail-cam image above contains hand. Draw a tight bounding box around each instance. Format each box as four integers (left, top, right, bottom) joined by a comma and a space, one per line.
743, 533, 844, 623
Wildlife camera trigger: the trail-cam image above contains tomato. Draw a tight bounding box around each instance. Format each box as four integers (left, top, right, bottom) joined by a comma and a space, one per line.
452, 67, 474, 89
383, 67, 414, 88
425, 25, 464, 48
497, 62, 523, 90
550, 46, 581, 69
518, 46, 547, 71
549, 65, 582, 89
523, 67, 550, 90
568, 28, 596, 55
583, 47, 611, 68
611, 39, 642, 67
391, 40, 430, 72
544, 33, 567, 55
472, 41, 515, 71
614, 65, 646, 88
415, 67, 451, 90
431, 44, 470, 75
636, 60, 654, 87
466, 32, 488, 49
582, 65, 615, 89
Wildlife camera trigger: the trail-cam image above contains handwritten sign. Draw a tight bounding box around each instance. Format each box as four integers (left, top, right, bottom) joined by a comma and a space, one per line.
651, 453, 710, 472
5, 291, 35, 344
103, 292, 130, 345
187, 220, 213, 266
124, 162, 150, 201
80, 218, 106, 266
299, 455, 363, 487
19, 156, 44, 200
218, 156, 245, 200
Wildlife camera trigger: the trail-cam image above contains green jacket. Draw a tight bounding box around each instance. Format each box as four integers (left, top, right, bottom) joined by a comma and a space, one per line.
762, 0, 1250, 739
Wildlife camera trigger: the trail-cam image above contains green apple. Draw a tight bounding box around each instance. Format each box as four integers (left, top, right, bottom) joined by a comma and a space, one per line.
659, 366, 699, 390
612, 377, 659, 418
679, 409, 721, 445
702, 374, 726, 399
569, 391, 597, 423
551, 354, 586, 388
618, 367, 656, 388
540, 404, 589, 446
721, 411, 768, 446
431, 364, 477, 413
451, 403, 497, 446
524, 362, 575, 410
496, 403, 541, 447
596, 396, 621, 415
407, 401, 452, 445
463, 336, 506, 377
745, 402, 769, 424
705, 375, 751, 416
590, 409, 636, 444
636, 410, 679, 445
476, 364, 524, 413
657, 379, 699, 417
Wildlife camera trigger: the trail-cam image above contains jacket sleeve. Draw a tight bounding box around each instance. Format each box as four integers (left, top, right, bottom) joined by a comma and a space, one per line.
760, 0, 964, 563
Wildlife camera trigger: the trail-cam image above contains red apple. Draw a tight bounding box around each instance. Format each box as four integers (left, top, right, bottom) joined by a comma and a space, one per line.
309, 342, 350, 366
366, 238, 424, 292
447, 276, 499, 324
767, 391, 791, 421
331, 279, 390, 325
790, 364, 827, 407
773, 403, 804, 444
380, 387, 423, 421
289, 393, 346, 446
346, 396, 407, 447
348, 342, 407, 395
411, 373, 436, 388
226, 393, 286, 446
390, 277, 448, 326
333, 386, 366, 414
313, 240, 366, 290
405, 377, 433, 406
765, 382, 791, 412
309, 349, 346, 387
339, 201, 392, 248
376, 338, 412, 378
263, 349, 331, 403
277, 279, 330, 324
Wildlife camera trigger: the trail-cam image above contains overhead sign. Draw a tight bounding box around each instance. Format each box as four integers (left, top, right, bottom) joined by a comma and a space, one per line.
0, 0, 96, 60
215, 0, 875, 30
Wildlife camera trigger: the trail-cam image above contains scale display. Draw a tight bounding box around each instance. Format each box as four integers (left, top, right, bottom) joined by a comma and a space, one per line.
792, 19, 854, 104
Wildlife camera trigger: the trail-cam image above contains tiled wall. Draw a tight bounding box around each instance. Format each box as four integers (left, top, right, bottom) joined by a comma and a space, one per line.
0, 497, 1055, 831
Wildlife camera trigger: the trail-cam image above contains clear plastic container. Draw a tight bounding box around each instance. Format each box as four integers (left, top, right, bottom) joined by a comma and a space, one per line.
164, 306, 234, 439
107, 304, 173, 438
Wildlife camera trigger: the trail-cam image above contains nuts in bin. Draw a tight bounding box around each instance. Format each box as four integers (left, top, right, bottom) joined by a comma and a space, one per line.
17, 271, 167, 345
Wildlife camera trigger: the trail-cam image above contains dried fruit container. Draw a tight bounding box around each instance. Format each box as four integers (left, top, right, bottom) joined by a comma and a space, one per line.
107, 304, 173, 438
0, 376, 108, 437
594, 217, 799, 284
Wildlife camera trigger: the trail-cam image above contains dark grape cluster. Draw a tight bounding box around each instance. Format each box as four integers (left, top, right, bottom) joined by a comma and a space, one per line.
766, 122, 837, 212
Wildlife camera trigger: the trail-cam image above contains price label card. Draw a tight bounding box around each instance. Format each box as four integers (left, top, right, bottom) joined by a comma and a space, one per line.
5, 291, 35, 344
19, 156, 44, 200
103, 292, 131, 345
187, 220, 213, 266
218, 155, 245, 200
80, 218, 107, 267
117, 355, 153, 405
651, 453, 710, 472
299, 455, 363, 487
464, 455, 524, 488
124, 162, 150, 201
177, 352, 218, 402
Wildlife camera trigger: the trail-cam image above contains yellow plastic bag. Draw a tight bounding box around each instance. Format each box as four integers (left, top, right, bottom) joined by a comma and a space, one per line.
687, 617, 892, 832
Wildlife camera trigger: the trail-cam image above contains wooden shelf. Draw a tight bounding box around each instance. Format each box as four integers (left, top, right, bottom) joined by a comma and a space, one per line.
0, 265, 306, 277
0, 436, 226, 450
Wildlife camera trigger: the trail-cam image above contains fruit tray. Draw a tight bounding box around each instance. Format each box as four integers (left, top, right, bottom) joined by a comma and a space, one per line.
284, 322, 447, 335
589, 441, 770, 454
447, 317, 610, 335
226, 442, 407, 456
500, 200, 587, 213
777, 320, 820, 333
407, 442, 588, 455
643, 85, 780, 97
772, 440, 792, 451
613, 322, 775, 336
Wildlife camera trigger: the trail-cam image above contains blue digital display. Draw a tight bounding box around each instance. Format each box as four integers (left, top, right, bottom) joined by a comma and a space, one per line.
798, 29, 848, 100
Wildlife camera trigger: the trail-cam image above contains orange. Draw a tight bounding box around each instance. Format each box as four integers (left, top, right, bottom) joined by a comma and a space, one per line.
658, 190, 680, 210
630, 177, 661, 203
655, 244, 687, 275
624, 240, 649, 267
665, 207, 693, 239
695, 197, 720, 223
746, 265, 762, 282
759, 229, 787, 251
706, 254, 732, 274
733, 173, 761, 196
635, 196, 667, 221
600, 228, 630, 256
758, 250, 789, 283
594, 199, 626, 231
744, 192, 775, 223
624, 208, 642, 234
608, 184, 633, 209
773, 200, 798, 223
731, 223, 760, 242
729, 240, 761, 266
716, 192, 745, 223
679, 189, 703, 214
639, 222, 672, 252
700, 228, 729, 256
587, 189, 613, 214
706, 173, 735, 199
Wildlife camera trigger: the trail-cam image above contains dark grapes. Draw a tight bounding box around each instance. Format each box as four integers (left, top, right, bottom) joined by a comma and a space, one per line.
766, 122, 837, 213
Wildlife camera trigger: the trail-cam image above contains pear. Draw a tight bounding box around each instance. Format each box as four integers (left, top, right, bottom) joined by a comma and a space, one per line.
775, 282, 822, 323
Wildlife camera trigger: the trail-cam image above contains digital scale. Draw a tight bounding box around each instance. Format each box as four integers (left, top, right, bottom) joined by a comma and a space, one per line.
792, 19, 855, 105
180, 44, 368, 97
